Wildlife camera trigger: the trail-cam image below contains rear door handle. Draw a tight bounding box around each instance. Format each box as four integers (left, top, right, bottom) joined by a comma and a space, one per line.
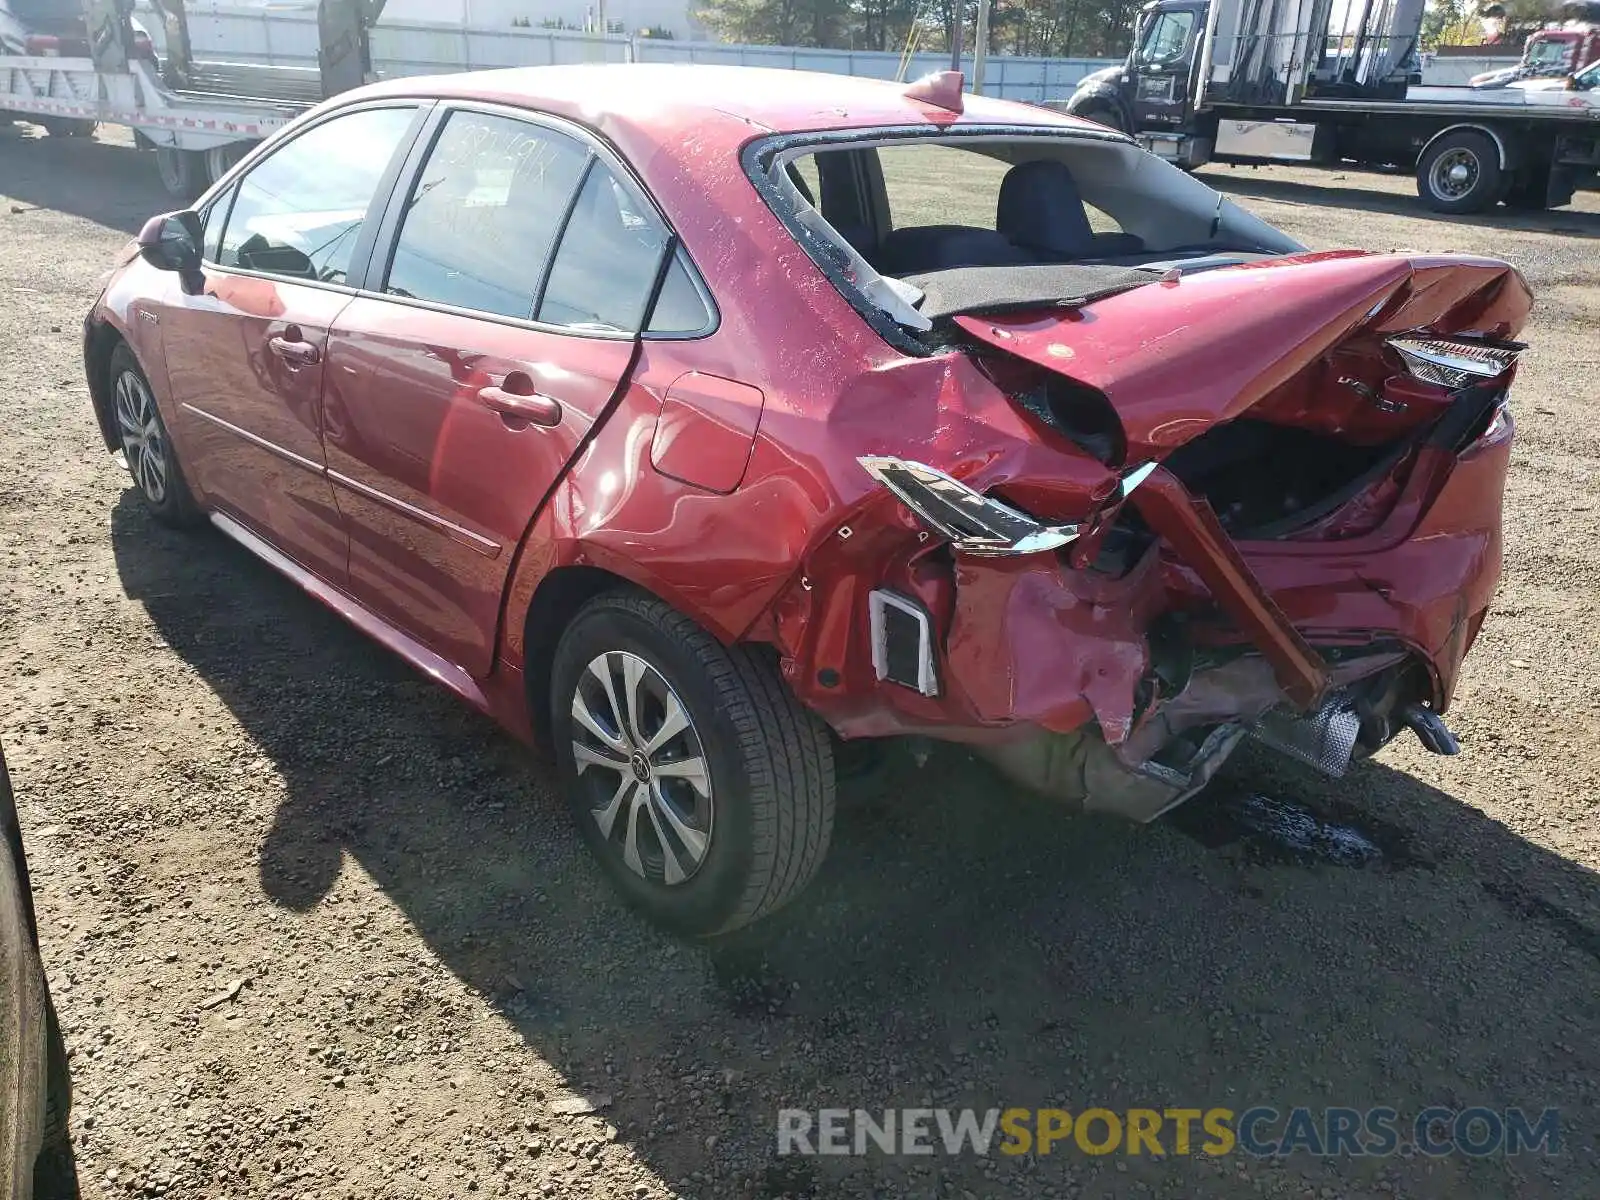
269, 330, 321, 366
477, 378, 561, 427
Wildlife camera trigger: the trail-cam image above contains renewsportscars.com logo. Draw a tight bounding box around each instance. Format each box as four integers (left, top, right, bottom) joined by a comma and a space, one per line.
776, 1107, 1562, 1158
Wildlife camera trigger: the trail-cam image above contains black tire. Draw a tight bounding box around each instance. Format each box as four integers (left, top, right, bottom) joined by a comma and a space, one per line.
1416, 131, 1504, 214
107, 344, 204, 528
551, 592, 835, 937
154, 146, 206, 202
1074, 101, 1126, 133
32, 992, 78, 1199
32, 1143, 81, 1200
204, 142, 250, 187
1501, 172, 1551, 211
38, 116, 96, 139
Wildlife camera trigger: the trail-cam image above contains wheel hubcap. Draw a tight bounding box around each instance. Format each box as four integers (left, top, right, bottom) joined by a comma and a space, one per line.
113, 369, 168, 505
1431, 148, 1480, 200
570, 650, 713, 886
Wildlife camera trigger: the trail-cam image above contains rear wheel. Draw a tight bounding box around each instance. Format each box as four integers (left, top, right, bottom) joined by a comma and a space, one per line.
204, 142, 250, 186
108, 344, 204, 528
1501, 172, 1551, 211
1416, 130, 1504, 214
38, 116, 96, 139
551, 592, 835, 937
154, 146, 206, 202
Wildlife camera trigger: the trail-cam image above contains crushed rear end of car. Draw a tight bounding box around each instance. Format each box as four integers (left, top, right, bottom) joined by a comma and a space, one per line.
768, 248, 1529, 820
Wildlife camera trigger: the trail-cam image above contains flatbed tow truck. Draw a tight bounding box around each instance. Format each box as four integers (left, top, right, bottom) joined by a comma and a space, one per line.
1, 0, 383, 198
1065, 0, 1600, 212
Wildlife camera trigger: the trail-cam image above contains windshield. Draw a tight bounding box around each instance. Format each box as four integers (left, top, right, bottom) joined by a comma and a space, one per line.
756, 129, 1302, 334
1138, 10, 1196, 65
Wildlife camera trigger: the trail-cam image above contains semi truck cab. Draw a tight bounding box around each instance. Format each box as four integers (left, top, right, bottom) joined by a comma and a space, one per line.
1069, 0, 1206, 141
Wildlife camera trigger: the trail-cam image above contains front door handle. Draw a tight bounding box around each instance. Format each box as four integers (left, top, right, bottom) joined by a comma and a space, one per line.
477, 375, 561, 427
269, 327, 321, 366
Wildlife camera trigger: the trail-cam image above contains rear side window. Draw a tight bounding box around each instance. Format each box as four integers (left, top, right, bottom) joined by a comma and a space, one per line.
384, 111, 590, 320
537, 165, 671, 334
646, 248, 714, 335
219, 106, 416, 283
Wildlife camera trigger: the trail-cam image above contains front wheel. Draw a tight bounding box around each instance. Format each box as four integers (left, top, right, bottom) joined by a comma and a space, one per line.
1073, 101, 1126, 133
108, 344, 204, 527
1416, 131, 1504, 214
551, 592, 835, 937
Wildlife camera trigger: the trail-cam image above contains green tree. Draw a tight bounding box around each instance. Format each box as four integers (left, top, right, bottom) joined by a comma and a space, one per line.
1421, 0, 1467, 48
697, 0, 1140, 56
696, 0, 849, 45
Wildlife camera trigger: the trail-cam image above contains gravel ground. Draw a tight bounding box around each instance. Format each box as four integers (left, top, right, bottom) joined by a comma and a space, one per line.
1, 124, 1598, 1200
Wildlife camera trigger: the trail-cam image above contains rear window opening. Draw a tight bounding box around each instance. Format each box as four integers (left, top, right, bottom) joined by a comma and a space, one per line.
754, 128, 1301, 339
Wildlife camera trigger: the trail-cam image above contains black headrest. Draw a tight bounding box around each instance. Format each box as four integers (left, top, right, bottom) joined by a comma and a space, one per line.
996, 159, 1096, 258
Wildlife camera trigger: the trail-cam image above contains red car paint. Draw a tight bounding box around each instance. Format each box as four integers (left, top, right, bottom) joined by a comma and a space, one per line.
85, 65, 1530, 808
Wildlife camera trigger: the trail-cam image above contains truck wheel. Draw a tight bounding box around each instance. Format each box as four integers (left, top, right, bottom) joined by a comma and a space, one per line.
1074, 101, 1126, 133
551, 591, 835, 938
204, 142, 250, 186
38, 116, 97, 138
1501, 173, 1550, 211
155, 146, 207, 202
1416, 131, 1503, 214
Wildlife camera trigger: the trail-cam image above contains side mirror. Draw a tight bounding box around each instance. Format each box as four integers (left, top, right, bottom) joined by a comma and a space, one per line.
137, 210, 203, 274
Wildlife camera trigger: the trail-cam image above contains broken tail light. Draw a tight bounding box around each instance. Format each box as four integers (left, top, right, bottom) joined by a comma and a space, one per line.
1388, 335, 1521, 455
1386, 336, 1521, 389
858, 456, 1080, 556
857, 457, 1158, 558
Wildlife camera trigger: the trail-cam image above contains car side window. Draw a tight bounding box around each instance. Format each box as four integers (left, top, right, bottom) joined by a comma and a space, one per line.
218, 106, 416, 285
646, 248, 713, 335
537, 164, 671, 334
384, 111, 590, 320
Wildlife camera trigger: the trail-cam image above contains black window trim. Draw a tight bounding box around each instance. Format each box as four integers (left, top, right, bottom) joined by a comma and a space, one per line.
194, 98, 434, 296
743, 123, 1133, 357
358, 98, 719, 342
199, 181, 240, 263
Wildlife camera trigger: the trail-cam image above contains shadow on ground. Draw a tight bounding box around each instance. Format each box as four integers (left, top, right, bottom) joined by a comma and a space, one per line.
109, 491, 1599, 1198
0, 123, 168, 234
1199, 164, 1600, 239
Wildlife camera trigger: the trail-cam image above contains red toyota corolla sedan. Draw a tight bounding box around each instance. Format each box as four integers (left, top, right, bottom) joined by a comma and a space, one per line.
84, 64, 1529, 936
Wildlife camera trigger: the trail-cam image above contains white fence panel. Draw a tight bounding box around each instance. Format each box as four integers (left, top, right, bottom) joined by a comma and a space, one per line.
170, 5, 1118, 99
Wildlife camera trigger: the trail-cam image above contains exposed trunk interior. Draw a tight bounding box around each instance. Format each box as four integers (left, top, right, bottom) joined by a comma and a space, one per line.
1155, 419, 1406, 539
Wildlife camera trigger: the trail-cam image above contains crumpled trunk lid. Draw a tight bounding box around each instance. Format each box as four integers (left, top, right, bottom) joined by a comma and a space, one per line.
952, 251, 1531, 464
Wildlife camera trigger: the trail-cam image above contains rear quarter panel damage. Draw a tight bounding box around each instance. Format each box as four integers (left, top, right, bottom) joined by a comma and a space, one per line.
497, 217, 1527, 765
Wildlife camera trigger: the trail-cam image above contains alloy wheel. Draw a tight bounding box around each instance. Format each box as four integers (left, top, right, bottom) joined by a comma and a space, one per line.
113, 369, 169, 506
570, 650, 714, 886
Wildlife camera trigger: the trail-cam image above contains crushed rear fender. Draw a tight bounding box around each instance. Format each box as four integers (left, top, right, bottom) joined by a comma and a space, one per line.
773, 250, 1530, 816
